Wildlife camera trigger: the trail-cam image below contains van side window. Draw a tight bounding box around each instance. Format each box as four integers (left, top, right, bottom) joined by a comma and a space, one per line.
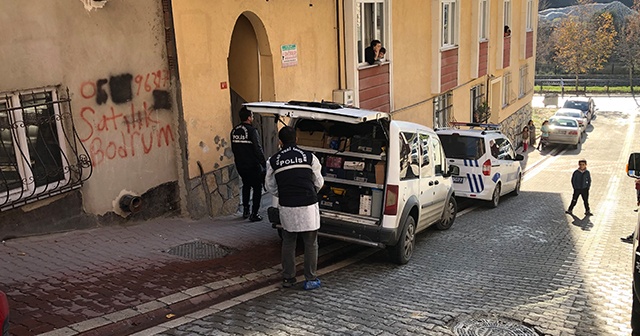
494, 138, 515, 160
432, 138, 444, 175
419, 133, 432, 177
400, 132, 419, 180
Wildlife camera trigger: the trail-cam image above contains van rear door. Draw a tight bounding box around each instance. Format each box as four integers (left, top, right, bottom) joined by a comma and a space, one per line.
244, 101, 390, 124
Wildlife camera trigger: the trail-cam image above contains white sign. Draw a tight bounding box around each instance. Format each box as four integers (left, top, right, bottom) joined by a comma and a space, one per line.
281, 44, 298, 68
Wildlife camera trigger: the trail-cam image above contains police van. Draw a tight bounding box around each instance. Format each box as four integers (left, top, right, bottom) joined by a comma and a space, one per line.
244, 101, 457, 264
436, 123, 524, 208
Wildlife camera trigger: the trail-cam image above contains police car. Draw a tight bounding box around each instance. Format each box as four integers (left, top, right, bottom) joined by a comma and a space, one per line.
436, 123, 524, 208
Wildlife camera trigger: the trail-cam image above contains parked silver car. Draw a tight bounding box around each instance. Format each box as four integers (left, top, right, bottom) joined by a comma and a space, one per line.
553, 108, 587, 133
547, 116, 581, 149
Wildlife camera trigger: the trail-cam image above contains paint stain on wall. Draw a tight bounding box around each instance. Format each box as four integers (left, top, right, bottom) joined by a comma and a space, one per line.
152, 89, 171, 110
96, 79, 109, 105
109, 74, 134, 104
224, 147, 233, 159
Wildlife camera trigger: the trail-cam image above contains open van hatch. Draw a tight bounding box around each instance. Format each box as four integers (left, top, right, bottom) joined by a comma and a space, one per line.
244, 101, 390, 124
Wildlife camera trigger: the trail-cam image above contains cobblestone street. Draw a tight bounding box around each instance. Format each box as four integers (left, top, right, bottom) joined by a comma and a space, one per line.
150, 98, 640, 336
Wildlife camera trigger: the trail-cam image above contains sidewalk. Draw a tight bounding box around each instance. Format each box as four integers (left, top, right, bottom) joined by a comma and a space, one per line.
1, 144, 553, 336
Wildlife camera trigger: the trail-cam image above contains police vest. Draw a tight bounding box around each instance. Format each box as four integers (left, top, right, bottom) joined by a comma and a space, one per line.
269, 145, 317, 207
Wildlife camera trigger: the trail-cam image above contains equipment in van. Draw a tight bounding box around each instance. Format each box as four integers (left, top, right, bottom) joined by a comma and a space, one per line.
245, 100, 458, 265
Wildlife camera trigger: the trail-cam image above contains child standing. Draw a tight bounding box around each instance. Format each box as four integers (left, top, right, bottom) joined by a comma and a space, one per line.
537, 120, 549, 150
522, 126, 529, 151
566, 159, 593, 216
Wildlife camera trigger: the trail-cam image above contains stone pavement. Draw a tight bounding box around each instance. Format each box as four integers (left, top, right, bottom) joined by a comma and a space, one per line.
0, 130, 553, 336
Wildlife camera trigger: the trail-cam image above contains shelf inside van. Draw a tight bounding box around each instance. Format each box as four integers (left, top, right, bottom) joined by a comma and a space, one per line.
323, 176, 383, 189
299, 145, 385, 160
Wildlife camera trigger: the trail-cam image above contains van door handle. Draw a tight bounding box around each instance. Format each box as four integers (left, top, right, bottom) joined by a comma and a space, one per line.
429, 181, 434, 186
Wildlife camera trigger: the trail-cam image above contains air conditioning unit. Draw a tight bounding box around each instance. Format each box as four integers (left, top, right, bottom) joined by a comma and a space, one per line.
81, 0, 108, 11
332, 89, 354, 106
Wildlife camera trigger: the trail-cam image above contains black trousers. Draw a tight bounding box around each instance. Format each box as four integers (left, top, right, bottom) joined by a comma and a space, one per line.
238, 168, 262, 215
568, 188, 590, 212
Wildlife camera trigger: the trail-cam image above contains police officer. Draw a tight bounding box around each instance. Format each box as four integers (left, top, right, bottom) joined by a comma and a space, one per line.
231, 107, 266, 221
265, 126, 324, 290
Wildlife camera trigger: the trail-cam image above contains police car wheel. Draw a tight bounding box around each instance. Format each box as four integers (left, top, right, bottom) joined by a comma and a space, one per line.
489, 184, 501, 208
511, 175, 521, 196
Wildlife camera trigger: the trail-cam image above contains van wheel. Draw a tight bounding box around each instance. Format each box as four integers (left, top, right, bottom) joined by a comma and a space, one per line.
511, 175, 521, 196
436, 196, 457, 230
388, 215, 416, 265
488, 184, 501, 208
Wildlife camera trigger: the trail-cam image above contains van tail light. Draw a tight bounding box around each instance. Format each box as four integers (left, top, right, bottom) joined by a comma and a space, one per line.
384, 184, 399, 215
482, 159, 491, 176
568, 130, 579, 135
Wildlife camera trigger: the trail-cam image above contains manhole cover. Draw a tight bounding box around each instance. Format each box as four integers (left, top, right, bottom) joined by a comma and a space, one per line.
453, 317, 539, 336
165, 240, 234, 260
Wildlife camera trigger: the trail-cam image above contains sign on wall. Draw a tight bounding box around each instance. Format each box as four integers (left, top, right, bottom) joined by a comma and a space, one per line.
281, 44, 298, 68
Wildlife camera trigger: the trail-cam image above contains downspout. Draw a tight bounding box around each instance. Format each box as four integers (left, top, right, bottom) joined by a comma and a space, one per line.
336, 0, 343, 90
163, 0, 194, 217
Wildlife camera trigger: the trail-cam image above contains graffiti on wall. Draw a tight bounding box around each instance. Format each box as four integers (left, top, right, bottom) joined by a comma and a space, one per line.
78, 70, 174, 167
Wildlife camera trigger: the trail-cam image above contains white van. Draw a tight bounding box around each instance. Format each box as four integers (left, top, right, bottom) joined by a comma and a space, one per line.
245, 101, 457, 264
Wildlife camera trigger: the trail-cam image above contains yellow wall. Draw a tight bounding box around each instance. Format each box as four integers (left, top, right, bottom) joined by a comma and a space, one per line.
388, 0, 536, 128
0, 0, 178, 215
172, 0, 340, 179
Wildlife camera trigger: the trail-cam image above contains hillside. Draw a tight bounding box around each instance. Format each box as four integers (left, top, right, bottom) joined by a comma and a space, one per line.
544, 0, 633, 9
539, 0, 635, 22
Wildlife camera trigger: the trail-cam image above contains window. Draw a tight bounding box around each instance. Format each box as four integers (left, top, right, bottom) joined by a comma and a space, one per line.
399, 132, 419, 180
433, 92, 453, 128
479, 0, 489, 40
519, 65, 529, 97
502, 72, 512, 107
494, 138, 515, 160
0, 88, 90, 209
357, 0, 387, 64
526, 0, 533, 31
440, 135, 485, 160
470, 84, 485, 123
503, 0, 511, 33
419, 133, 431, 177
441, 0, 458, 47
432, 138, 445, 175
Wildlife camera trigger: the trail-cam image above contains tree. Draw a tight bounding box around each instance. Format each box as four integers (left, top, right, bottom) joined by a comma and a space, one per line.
553, 0, 617, 91
616, 0, 640, 96
536, 20, 557, 74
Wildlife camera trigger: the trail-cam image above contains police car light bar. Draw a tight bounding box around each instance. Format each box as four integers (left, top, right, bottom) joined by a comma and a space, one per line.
449, 122, 501, 130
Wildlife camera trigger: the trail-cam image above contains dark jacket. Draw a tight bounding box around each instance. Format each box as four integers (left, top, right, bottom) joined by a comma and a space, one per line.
364, 46, 376, 65
268, 144, 318, 207
231, 122, 266, 171
571, 169, 591, 190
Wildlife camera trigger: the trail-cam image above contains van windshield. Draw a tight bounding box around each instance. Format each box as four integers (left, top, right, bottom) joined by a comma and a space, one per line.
439, 134, 485, 160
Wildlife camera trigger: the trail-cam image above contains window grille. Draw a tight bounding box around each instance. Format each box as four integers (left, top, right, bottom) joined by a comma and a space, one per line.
0, 88, 92, 210
433, 92, 453, 128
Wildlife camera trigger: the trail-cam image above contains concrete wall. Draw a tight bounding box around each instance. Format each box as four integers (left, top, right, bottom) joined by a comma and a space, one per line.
0, 0, 179, 236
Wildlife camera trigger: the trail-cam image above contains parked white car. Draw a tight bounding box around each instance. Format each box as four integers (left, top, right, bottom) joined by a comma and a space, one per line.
436, 123, 524, 208
563, 96, 595, 123
547, 116, 581, 149
245, 101, 457, 264
553, 108, 587, 133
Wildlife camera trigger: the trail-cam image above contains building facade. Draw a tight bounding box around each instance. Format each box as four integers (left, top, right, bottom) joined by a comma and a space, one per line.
0, 0, 537, 237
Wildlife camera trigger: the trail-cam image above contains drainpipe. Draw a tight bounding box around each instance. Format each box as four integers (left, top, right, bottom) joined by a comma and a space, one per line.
336, 0, 342, 90
163, 0, 192, 217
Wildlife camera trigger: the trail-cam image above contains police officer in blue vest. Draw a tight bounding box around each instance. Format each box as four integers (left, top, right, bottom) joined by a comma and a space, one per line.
231, 107, 266, 221
265, 126, 324, 290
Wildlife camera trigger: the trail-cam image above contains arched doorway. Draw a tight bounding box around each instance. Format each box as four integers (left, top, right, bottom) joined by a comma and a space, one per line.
228, 12, 278, 157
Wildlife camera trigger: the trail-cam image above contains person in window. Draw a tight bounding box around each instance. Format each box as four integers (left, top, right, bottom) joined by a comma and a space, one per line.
365, 39, 382, 65
378, 47, 386, 61
489, 139, 500, 158
504, 25, 511, 37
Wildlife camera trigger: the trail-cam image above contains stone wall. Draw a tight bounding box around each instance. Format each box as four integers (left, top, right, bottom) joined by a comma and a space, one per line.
187, 164, 241, 219
500, 103, 533, 149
